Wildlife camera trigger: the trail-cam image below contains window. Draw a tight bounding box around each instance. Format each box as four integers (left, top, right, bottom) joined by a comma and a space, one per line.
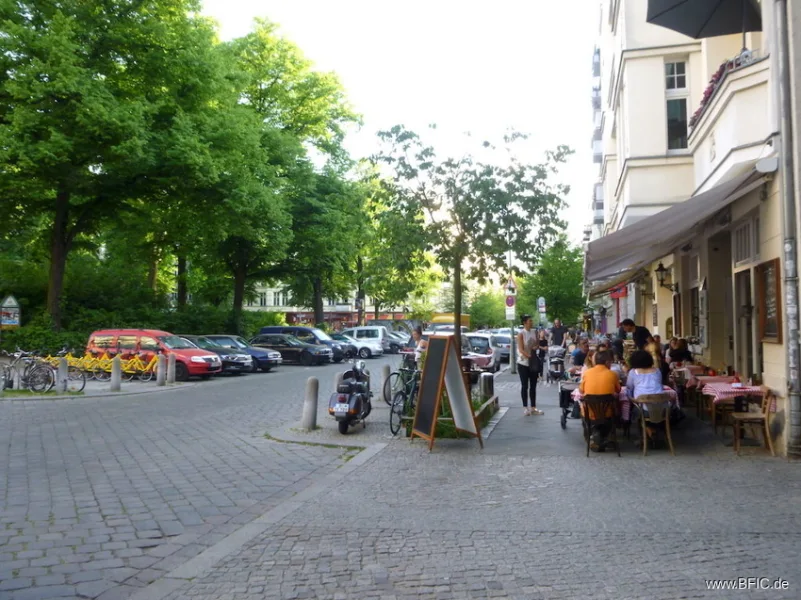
667, 99, 688, 150
665, 62, 686, 90
690, 287, 700, 337
247, 299, 255, 307
92, 335, 114, 349
327, 298, 336, 306
733, 219, 759, 265
259, 292, 267, 307
689, 254, 700, 284
118, 335, 137, 350
266, 292, 273, 306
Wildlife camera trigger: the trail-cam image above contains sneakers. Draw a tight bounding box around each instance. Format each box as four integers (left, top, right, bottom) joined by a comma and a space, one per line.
530, 408, 544, 415
523, 408, 531, 416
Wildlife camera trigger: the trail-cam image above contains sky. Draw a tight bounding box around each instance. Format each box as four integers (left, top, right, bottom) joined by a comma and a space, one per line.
201, 0, 598, 244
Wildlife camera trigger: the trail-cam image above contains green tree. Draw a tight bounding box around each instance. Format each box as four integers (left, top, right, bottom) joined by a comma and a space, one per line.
468, 290, 506, 329
375, 125, 571, 357
518, 237, 585, 325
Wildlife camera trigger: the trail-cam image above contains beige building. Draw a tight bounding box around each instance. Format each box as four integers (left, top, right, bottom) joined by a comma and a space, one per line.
585, 0, 801, 456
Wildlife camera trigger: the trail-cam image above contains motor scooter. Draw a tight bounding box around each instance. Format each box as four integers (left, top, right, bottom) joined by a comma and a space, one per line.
328, 360, 372, 434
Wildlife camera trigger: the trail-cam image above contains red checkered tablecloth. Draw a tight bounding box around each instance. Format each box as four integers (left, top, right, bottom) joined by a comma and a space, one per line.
702, 383, 764, 403
685, 375, 737, 389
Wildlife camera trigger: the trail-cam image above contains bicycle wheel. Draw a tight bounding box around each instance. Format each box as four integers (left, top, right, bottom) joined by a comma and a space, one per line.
28, 365, 54, 393
1, 365, 12, 389
67, 366, 86, 393
382, 372, 401, 406
94, 368, 111, 382
389, 391, 407, 436
139, 368, 154, 382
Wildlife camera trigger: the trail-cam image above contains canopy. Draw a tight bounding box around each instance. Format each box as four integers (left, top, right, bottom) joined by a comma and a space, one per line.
585, 168, 766, 289
647, 0, 762, 40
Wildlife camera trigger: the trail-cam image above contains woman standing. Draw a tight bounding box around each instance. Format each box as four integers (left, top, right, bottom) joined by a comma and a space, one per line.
411, 326, 428, 367
517, 315, 544, 415
537, 329, 548, 382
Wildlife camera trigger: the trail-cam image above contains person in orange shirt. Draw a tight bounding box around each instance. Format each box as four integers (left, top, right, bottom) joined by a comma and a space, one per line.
579, 350, 620, 451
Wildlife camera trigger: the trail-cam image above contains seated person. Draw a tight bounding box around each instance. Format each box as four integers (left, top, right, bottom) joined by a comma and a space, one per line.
626, 350, 667, 440
569, 339, 590, 376
579, 350, 621, 451
645, 342, 670, 385
667, 338, 694, 364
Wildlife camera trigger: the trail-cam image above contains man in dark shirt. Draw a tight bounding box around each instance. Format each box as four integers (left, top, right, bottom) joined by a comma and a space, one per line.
620, 318, 653, 350
549, 319, 569, 347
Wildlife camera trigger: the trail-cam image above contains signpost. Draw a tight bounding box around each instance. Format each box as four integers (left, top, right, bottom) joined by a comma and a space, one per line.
505, 276, 517, 374
1, 296, 20, 330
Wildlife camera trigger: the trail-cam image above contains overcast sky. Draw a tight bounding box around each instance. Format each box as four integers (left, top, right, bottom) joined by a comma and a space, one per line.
201, 0, 597, 243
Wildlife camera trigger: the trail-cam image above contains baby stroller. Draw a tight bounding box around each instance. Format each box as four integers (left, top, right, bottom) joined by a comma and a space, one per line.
547, 346, 567, 384
558, 381, 580, 429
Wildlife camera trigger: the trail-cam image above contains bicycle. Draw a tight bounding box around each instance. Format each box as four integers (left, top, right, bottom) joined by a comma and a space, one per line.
383, 362, 417, 406
1, 349, 55, 393
389, 369, 421, 436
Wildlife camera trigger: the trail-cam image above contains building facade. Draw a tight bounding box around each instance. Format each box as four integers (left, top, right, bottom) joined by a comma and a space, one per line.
585, 0, 800, 455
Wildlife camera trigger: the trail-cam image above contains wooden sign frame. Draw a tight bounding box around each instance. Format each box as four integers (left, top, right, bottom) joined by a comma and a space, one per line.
756, 257, 782, 343
411, 335, 484, 451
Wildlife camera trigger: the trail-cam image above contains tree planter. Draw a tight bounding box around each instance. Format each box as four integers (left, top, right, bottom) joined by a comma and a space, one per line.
403, 390, 499, 439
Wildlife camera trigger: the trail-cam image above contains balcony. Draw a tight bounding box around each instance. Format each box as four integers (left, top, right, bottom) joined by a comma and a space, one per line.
592, 87, 601, 110
592, 48, 601, 77
592, 139, 602, 164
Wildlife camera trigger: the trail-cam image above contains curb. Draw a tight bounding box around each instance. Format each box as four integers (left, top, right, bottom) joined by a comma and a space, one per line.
129, 442, 387, 600
0, 381, 199, 402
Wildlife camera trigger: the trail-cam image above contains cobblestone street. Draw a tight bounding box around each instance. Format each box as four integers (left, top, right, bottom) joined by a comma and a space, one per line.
3, 368, 801, 599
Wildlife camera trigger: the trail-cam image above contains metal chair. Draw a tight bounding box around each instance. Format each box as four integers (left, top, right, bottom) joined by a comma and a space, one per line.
581, 394, 621, 457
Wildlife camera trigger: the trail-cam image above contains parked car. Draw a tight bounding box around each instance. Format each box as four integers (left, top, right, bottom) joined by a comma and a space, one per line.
416, 331, 486, 384
86, 329, 222, 381
490, 333, 512, 362
203, 334, 283, 372
341, 326, 397, 353
329, 334, 358, 358
260, 326, 345, 362
465, 333, 501, 373
330, 333, 383, 360
250, 333, 333, 365
178, 335, 254, 375
388, 330, 411, 345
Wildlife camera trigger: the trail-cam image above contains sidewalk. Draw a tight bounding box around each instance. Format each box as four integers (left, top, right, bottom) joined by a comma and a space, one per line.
0, 378, 197, 400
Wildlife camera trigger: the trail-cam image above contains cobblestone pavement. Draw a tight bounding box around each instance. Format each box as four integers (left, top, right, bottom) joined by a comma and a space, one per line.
0, 356, 398, 600
157, 377, 801, 600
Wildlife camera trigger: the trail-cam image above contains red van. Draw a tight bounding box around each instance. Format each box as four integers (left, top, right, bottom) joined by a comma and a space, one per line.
86, 329, 222, 381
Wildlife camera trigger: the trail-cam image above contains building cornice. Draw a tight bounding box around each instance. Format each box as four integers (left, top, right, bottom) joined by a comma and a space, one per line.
613, 154, 694, 200
692, 133, 779, 195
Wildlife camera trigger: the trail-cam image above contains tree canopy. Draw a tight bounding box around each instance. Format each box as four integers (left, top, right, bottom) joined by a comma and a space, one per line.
519, 237, 585, 325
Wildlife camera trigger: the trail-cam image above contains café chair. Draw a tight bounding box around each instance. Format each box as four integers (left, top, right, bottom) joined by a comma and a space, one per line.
635, 393, 675, 456
731, 387, 775, 457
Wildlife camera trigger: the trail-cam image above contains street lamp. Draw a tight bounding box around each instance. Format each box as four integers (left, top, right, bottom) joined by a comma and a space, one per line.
654, 262, 679, 293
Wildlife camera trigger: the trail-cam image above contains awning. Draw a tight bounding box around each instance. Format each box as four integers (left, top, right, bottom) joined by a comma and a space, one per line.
587, 268, 647, 298
585, 168, 767, 287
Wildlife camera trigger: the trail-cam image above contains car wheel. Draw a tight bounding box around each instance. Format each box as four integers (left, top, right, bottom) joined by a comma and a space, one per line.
300, 352, 313, 366
175, 362, 189, 382
261, 366, 272, 373
201, 374, 212, 380
334, 356, 343, 363
251, 361, 259, 373
390, 343, 399, 354
358, 347, 371, 359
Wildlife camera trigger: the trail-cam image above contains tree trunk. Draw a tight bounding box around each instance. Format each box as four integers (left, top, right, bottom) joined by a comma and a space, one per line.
312, 277, 324, 326
232, 265, 247, 335
453, 259, 464, 371
176, 252, 188, 308
47, 190, 70, 331
356, 256, 365, 326
147, 249, 159, 294
374, 301, 381, 320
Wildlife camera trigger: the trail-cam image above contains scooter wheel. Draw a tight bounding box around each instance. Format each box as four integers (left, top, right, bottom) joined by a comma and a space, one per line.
338, 421, 349, 435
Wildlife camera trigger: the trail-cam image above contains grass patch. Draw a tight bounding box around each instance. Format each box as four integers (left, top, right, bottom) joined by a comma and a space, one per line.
1, 389, 84, 398
264, 431, 362, 452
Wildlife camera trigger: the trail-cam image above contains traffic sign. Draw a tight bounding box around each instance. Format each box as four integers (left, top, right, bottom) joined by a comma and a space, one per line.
505, 295, 515, 307
505, 275, 517, 296
1, 295, 20, 330
505, 294, 516, 321
537, 296, 546, 314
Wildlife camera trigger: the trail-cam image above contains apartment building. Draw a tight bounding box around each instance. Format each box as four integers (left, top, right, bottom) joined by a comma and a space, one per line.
584, 0, 801, 454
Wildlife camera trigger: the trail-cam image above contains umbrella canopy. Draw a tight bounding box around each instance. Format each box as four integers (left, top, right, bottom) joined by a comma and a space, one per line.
647, 0, 762, 40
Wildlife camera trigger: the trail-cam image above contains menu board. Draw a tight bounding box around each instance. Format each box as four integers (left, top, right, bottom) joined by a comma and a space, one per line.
756, 258, 782, 343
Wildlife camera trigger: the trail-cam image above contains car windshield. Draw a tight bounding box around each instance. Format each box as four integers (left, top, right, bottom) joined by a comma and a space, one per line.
284, 336, 304, 347
232, 336, 250, 349
467, 337, 490, 351
193, 337, 219, 350
493, 335, 511, 345
180, 338, 199, 348
159, 336, 196, 350
312, 328, 332, 341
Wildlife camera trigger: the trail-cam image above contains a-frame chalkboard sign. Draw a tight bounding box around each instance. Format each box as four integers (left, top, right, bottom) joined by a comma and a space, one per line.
411, 335, 484, 451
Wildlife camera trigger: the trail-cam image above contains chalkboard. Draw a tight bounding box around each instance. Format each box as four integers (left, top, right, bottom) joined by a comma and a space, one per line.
411, 336, 447, 443
757, 258, 782, 343
443, 340, 478, 437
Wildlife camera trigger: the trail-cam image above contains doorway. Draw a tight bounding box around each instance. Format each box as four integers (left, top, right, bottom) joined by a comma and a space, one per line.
734, 270, 754, 376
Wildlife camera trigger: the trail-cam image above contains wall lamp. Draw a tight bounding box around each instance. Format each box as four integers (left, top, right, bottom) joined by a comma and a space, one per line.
654, 262, 679, 293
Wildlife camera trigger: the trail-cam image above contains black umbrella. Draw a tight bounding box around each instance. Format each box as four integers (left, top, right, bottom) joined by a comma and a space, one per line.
647, 0, 761, 48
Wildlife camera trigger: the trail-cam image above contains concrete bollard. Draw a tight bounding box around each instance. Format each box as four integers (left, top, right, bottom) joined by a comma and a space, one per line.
301, 377, 319, 431
167, 353, 176, 384
156, 354, 167, 386
381, 364, 391, 403
479, 372, 494, 401
57, 357, 69, 393
110, 355, 122, 392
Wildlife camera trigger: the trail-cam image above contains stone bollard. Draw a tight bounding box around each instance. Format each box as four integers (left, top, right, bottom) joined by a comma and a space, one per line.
167, 353, 176, 384
110, 356, 122, 392
381, 364, 391, 403
301, 377, 319, 431
479, 372, 494, 401
57, 357, 69, 393
156, 354, 167, 386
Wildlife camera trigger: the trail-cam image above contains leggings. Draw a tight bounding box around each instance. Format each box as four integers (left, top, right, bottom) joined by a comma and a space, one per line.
518, 363, 538, 408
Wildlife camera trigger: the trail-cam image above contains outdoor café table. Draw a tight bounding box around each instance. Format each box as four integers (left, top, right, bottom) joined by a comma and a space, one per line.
701, 382, 765, 434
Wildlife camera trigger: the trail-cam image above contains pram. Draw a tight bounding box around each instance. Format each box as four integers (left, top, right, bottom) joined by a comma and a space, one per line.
546, 345, 567, 384
558, 380, 580, 429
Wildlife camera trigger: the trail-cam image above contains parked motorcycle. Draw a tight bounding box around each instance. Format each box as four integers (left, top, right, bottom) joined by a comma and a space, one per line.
328, 360, 372, 434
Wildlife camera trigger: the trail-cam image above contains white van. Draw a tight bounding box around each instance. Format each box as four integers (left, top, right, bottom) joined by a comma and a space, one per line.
342, 326, 397, 353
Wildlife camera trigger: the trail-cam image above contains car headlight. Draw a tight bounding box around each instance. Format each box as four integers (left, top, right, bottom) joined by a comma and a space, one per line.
191, 356, 205, 363
222, 354, 233, 361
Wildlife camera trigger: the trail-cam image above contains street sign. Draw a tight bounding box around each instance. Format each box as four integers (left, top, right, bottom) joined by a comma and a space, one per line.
505, 275, 517, 296
537, 296, 546, 314
1, 296, 20, 330
505, 294, 516, 321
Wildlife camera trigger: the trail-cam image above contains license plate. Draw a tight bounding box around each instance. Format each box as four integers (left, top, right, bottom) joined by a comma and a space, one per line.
334, 403, 350, 412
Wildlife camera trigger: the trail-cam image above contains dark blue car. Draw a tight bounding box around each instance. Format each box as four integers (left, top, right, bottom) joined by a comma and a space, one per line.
260, 326, 345, 363
204, 335, 283, 372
